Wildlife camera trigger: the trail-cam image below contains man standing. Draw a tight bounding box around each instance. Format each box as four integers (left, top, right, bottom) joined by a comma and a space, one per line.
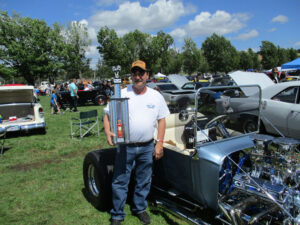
69, 78, 79, 112
104, 60, 170, 225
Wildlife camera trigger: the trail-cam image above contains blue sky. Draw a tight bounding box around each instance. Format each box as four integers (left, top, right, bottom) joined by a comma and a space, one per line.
1, 0, 299, 68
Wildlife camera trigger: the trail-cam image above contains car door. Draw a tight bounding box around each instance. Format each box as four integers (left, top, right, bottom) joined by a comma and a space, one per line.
287, 87, 300, 138
261, 86, 298, 137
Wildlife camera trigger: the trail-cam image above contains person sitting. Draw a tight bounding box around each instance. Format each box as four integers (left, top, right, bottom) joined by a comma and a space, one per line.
83, 84, 90, 91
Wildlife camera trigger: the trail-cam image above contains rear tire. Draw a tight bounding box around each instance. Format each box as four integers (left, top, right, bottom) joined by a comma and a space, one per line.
83, 151, 113, 210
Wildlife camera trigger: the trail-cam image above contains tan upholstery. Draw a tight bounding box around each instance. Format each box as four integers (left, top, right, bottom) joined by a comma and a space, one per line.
155, 113, 194, 154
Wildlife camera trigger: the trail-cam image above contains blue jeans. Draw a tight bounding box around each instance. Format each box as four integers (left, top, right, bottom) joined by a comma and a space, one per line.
110, 142, 154, 220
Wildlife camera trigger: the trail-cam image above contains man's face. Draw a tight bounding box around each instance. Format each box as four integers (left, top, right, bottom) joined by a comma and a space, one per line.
131, 67, 148, 90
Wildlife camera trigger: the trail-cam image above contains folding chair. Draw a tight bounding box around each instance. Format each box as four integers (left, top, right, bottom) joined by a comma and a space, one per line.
70, 110, 100, 140
0, 128, 6, 155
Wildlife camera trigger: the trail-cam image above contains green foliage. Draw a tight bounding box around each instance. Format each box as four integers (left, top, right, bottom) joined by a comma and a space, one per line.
202, 33, 239, 73
260, 41, 279, 69
97, 27, 174, 75
64, 21, 91, 79
0, 11, 91, 84
182, 38, 199, 75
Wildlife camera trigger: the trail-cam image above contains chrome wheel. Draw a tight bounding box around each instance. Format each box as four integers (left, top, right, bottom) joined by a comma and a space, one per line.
88, 164, 99, 197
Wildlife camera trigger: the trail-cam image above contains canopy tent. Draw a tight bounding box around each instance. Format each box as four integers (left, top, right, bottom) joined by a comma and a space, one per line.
154, 73, 166, 78
281, 57, 300, 70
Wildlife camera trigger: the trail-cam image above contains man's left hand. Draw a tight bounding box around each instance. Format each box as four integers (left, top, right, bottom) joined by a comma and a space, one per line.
154, 142, 164, 160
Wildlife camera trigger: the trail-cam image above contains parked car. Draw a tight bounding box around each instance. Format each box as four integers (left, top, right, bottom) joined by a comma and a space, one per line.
181, 80, 210, 90
83, 85, 300, 224
218, 80, 300, 139
147, 82, 195, 112
200, 71, 274, 104
0, 85, 46, 135
57, 85, 108, 109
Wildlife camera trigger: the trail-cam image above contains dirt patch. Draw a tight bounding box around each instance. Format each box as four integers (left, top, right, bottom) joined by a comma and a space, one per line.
8, 150, 85, 172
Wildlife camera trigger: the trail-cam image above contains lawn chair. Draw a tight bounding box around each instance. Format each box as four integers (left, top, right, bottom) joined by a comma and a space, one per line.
0, 128, 6, 155
70, 110, 100, 140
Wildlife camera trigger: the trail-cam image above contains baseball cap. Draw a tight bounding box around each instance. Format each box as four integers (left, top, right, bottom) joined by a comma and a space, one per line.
131, 60, 147, 72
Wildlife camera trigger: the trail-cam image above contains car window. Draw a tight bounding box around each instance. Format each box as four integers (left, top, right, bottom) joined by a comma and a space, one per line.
181, 83, 195, 89
211, 77, 232, 86
271, 86, 298, 103
157, 84, 179, 91
195, 82, 210, 88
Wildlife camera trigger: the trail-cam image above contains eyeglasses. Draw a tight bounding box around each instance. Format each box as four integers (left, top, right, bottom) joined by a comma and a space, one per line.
132, 69, 146, 77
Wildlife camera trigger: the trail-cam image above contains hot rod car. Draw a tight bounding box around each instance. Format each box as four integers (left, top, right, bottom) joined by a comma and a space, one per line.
83, 85, 300, 224
57, 85, 108, 110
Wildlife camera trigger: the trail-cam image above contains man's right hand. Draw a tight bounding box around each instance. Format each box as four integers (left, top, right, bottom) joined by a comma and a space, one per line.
105, 130, 116, 146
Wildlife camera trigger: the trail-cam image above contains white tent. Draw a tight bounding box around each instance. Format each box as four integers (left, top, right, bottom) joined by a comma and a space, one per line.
154, 73, 166, 78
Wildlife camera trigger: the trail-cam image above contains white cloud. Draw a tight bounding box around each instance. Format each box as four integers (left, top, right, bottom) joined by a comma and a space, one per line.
169, 10, 250, 39
86, 45, 98, 57
235, 29, 258, 40
169, 28, 186, 40
89, 0, 186, 36
271, 15, 288, 24
188, 11, 248, 36
294, 41, 300, 47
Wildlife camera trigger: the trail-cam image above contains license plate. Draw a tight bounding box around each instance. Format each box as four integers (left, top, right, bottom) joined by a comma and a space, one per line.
7, 125, 20, 131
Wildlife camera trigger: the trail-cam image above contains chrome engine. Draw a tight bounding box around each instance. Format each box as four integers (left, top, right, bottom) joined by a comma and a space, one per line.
218, 135, 300, 225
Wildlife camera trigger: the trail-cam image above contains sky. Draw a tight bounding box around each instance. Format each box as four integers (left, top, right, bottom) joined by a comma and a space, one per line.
1, 0, 300, 68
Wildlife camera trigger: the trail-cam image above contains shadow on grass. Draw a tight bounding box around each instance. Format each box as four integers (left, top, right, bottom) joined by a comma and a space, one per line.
149, 207, 181, 225
81, 188, 112, 213
0, 146, 12, 155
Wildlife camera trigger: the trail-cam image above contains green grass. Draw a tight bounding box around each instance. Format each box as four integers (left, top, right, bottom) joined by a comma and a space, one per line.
0, 96, 187, 225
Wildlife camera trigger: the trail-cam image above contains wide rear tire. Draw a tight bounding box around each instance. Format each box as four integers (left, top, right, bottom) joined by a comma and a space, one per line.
83, 150, 114, 210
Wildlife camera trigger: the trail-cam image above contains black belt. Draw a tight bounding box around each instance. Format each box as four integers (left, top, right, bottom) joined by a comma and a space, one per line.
127, 139, 154, 147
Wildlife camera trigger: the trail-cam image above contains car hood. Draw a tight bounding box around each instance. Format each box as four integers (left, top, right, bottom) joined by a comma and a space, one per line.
163, 90, 195, 95
229, 71, 274, 96
0, 86, 34, 104
167, 74, 190, 89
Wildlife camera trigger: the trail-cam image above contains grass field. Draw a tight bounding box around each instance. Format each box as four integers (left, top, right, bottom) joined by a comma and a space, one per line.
0, 96, 187, 225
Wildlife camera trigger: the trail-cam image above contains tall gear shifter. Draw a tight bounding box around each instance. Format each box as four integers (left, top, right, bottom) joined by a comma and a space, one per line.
109, 65, 130, 144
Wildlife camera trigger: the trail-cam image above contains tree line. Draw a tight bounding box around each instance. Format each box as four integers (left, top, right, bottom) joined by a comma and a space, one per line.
0, 11, 298, 85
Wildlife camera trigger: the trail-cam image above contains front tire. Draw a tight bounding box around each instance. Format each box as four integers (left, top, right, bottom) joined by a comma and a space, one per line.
83, 151, 113, 210
95, 95, 106, 106
242, 117, 258, 133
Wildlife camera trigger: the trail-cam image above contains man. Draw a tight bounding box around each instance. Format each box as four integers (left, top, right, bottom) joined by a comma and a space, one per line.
270, 68, 279, 83
104, 60, 170, 225
69, 78, 79, 112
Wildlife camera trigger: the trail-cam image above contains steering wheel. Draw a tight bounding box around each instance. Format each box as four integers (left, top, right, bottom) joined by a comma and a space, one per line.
204, 115, 229, 129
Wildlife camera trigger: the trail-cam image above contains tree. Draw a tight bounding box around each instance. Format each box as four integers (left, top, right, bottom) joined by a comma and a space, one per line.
122, 30, 150, 73
153, 31, 174, 74
239, 51, 252, 70
162, 48, 183, 74
64, 21, 91, 79
287, 48, 298, 61
248, 48, 261, 70
277, 47, 289, 66
0, 11, 72, 85
97, 26, 126, 75
202, 33, 239, 73
0, 64, 16, 82
260, 41, 278, 70
182, 38, 200, 75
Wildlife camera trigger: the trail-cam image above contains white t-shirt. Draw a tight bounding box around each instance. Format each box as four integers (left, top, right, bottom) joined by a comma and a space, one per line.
104, 85, 170, 142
